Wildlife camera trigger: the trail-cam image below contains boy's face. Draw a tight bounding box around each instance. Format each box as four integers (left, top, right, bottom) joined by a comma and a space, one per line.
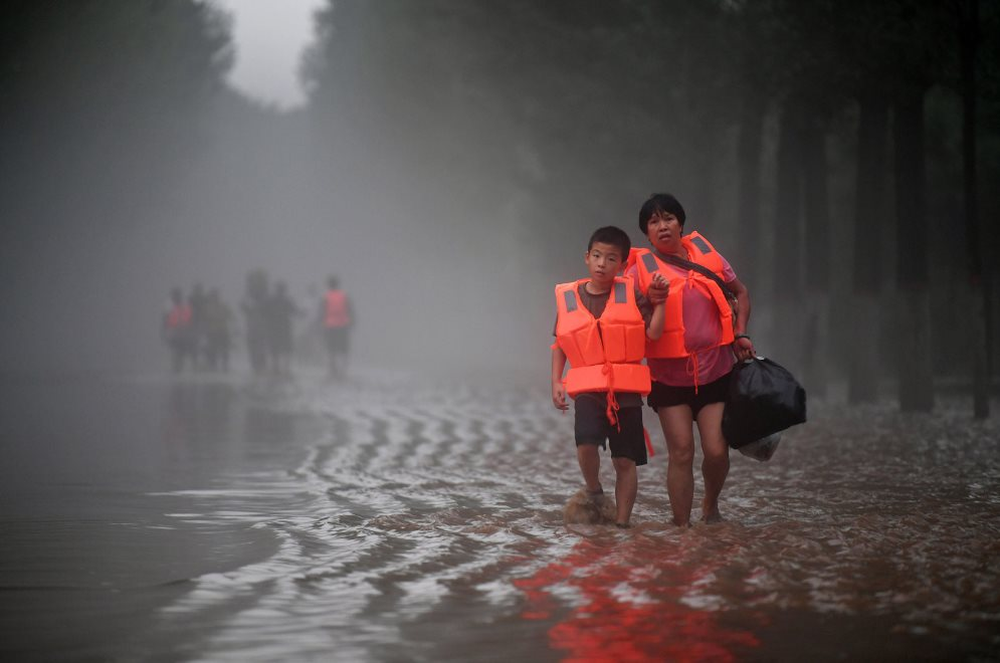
584, 242, 625, 287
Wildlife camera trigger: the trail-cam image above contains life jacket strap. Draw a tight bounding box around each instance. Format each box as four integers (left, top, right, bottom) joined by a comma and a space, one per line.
686, 352, 701, 394
602, 361, 621, 431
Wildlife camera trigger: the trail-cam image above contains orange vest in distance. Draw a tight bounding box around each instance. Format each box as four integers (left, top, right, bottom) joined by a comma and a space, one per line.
554, 277, 651, 396
324, 290, 350, 328
167, 304, 192, 328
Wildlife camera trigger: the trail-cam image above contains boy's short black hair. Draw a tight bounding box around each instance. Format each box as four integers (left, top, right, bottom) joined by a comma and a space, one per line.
639, 193, 686, 234
587, 226, 631, 261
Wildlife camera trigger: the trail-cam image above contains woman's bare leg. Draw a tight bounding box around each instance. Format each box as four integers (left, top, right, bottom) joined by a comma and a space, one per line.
658, 405, 695, 526
696, 401, 729, 522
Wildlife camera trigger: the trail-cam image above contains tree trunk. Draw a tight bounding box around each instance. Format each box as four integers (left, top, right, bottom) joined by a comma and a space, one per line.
894, 85, 934, 413
689, 135, 718, 227
960, 0, 989, 418
848, 93, 890, 404
735, 93, 766, 287
772, 100, 805, 376
802, 114, 831, 398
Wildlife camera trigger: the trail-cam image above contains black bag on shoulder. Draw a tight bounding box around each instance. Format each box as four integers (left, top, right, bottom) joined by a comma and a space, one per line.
722, 356, 806, 453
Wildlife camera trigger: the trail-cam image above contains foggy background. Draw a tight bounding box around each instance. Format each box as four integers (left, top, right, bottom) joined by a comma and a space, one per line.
2, 0, 999, 405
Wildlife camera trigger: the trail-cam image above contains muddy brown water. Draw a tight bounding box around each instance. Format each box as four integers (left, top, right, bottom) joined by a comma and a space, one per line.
1, 371, 998, 661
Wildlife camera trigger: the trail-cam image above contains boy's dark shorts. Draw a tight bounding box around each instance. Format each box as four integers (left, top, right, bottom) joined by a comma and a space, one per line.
647, 371, 731, 418
574, 394, 647, 466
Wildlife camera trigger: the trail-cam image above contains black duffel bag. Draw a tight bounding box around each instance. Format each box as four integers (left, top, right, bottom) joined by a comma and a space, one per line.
722, 356, 806, 459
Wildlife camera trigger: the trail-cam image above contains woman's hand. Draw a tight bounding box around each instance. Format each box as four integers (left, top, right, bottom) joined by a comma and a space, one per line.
733, 335, 755, 362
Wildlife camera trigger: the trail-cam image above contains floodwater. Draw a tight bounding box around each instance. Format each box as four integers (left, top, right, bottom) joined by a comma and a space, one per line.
1, 371, 999, 662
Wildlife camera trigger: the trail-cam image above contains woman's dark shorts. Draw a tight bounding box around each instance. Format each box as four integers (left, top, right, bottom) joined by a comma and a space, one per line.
574, 393, 647, 466
647, 372, 731, 418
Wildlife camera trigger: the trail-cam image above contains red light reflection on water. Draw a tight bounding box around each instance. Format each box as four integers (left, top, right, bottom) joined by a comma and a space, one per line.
513, 535, 762, 662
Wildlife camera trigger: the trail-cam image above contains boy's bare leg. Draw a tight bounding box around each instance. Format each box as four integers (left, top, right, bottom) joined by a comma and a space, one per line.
612, 457, 637, 526
658, 405, 695, 527
696, 402, 729, 523
576, 445, 602, 494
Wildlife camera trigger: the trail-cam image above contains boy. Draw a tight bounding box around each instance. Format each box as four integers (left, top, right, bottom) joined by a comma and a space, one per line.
552, 226, 666, 527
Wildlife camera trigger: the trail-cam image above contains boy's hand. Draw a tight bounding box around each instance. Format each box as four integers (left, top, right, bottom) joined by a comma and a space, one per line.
648, 273, 668, 304
552, 381, 568, 411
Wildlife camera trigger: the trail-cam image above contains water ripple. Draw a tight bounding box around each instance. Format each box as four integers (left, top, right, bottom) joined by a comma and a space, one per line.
148, 376, 1000, 661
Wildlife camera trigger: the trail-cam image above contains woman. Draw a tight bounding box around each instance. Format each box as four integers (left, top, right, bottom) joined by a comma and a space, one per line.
626, 193, 754, 526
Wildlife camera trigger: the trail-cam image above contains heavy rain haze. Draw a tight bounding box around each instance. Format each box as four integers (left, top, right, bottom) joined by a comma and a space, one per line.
3, 2, 1000, 661
3, 0, 1000, 398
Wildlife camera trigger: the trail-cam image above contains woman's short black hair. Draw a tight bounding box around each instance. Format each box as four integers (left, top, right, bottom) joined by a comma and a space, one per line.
639, 193, 686, 234
587, 225, 631, 261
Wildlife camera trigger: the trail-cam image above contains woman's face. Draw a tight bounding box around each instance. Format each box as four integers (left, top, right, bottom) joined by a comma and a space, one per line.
646, 212, 683, 252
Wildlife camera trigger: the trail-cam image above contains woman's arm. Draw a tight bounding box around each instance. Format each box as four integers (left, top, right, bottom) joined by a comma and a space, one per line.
729, 277, 755, 360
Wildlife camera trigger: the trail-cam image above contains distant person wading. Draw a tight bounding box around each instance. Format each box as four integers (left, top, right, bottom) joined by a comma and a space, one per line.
266, 281, 303, 376
321, 276, 353, 378
162, 287, 194, 373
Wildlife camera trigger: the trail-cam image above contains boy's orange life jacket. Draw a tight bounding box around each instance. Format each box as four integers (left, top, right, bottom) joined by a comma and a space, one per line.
324, 290, 350, 328
167, 303, 192, 328
629, 231, 735, 359
554, 277, 651, 403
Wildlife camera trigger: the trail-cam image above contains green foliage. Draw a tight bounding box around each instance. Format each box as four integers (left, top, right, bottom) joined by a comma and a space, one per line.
1, 0, 233, 232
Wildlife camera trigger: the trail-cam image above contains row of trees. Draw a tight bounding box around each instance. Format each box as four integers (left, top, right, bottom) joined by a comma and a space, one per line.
1, 1, 234, 374
304, 0, 1000, 416
2, 1, 997, 414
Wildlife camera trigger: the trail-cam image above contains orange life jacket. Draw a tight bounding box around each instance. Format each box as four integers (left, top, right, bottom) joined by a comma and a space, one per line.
630, 232, 735, 359
554, 277, 651, 403
167, 303, 192, 328
324, 290, 350, 328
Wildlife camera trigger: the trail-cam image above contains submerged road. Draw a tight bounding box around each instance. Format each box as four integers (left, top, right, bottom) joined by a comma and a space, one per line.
1, 370, 998, 661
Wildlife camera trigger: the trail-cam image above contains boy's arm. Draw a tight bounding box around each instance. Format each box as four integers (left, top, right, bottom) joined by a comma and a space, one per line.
551, 345, 568, 410
640, 273, 668, 340
647, 298, 665, 340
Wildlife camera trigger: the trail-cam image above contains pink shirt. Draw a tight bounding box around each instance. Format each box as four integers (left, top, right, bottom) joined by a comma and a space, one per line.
625, 255, 737, 387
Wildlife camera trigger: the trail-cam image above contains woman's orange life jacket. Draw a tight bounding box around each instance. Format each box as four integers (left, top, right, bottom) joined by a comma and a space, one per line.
324, 290, 350, 328
630, 231, 735, 359
167, 303, 192, 328
554, 277, 651, 400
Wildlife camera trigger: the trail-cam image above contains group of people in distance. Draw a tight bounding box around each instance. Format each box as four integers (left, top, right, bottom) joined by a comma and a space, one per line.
162, 274, 353, 379
161, 284, 236, 373
552, 193, 754, 529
